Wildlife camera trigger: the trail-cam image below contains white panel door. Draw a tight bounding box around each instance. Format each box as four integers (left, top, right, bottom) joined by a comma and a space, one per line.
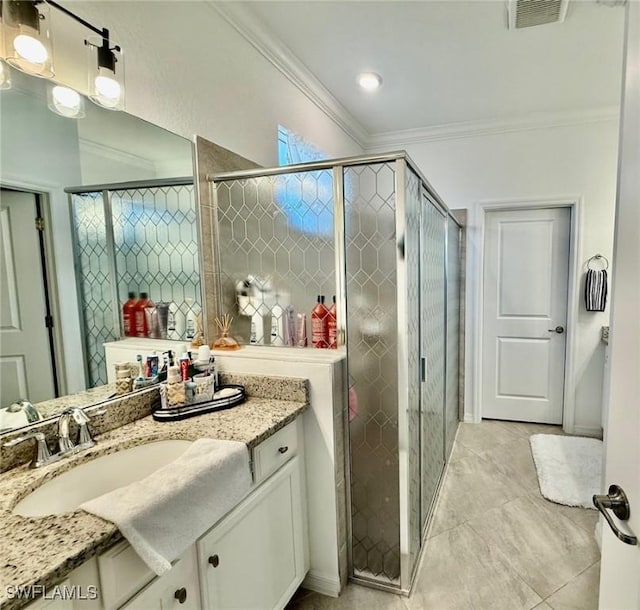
599, 1, 640, 606
482, 207, 570, 424
0, 189, 55, 407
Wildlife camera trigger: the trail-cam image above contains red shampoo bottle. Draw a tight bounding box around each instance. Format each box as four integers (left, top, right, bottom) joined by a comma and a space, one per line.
328, 295, 337, 349
122, 292, 138, 337
312, 295, 329, 348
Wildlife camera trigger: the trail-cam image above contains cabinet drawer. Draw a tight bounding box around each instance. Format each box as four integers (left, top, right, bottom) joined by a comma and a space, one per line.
97, 542, 154, 610
120, 547, 200, 610
253, 420, 298, 484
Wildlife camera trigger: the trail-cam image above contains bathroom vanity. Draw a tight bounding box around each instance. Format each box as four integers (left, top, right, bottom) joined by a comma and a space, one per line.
104, 340, 349, 596
0, 378, 309, 610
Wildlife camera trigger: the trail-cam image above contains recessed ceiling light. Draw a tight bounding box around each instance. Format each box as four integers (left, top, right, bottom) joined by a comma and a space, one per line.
357, 72, 382, 91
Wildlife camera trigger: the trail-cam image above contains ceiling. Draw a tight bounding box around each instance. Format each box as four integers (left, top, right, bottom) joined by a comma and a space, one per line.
240, 0, 625, 136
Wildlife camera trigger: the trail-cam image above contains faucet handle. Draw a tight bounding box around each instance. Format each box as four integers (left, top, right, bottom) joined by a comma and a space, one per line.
70, 408, 90, 425
74, 408, 101, 450
4, 432, 54, 468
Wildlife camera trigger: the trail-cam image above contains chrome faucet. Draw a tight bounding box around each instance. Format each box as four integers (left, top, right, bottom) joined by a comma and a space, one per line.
4, 409, 103, 469
4, 432, 59, 468
57, 407, 95, 454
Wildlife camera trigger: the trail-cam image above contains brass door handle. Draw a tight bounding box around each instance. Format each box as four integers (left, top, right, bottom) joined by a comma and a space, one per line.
593, 485, 638, 545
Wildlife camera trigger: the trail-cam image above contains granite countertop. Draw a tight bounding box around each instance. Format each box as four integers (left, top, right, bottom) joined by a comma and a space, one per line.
0, 394, 307, 610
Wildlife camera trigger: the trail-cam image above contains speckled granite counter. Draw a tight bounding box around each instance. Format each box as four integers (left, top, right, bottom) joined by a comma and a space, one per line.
0, 391, 307, 610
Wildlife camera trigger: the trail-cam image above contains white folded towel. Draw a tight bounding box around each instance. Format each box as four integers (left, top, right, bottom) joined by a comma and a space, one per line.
81, 439, 251, 575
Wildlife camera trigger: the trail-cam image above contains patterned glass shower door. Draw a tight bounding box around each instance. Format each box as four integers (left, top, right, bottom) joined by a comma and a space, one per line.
345, 162, 401, 585
420, 195, 447, 526
70, 192, 118, 386
445, 221, 462, 457
71, 183, 201, 387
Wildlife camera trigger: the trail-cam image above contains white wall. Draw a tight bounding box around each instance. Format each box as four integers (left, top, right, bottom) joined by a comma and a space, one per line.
61, 2, 363, 166
389, 120, 619, 433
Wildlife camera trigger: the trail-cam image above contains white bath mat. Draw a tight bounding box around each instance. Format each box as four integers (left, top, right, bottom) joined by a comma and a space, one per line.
530, 434, 602, 509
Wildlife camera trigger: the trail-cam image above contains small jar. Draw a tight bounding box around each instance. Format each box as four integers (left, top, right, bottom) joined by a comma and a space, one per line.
115, 367, 132, 396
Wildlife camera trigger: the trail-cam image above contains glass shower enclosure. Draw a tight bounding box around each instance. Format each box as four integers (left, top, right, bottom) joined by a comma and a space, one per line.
68, 178, 202, 387
209, 153, 463, 593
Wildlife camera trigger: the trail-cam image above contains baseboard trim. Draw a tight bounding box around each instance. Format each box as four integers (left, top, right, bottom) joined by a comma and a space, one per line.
573, 425, 603, 439
303, 571, 341, 597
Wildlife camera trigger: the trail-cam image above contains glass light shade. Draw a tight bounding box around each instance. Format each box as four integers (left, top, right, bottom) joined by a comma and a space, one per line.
47, 84, 85, 118
3, 1, 54, 78
0, 61, 12, 90
357, 72, 382, 91
87, 36, 124, 111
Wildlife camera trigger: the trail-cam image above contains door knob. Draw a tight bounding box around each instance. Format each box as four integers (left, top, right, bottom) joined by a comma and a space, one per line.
174, 587, 187, 604
548, 326, 565, 334
593, 484, 638, 545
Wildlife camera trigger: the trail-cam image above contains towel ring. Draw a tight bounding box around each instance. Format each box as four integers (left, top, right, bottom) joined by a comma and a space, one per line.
587, 254, 609, 270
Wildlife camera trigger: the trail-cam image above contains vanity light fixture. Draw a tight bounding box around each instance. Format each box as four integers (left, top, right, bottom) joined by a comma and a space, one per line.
357, 71, 382, 91
0, 0, 124, 110
2, 0, 54, 78
47, 83, 85, 118
85, 33, 124, 110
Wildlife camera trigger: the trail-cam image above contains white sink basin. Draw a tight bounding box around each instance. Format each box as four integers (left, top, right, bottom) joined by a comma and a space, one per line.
13, 440, 193, 517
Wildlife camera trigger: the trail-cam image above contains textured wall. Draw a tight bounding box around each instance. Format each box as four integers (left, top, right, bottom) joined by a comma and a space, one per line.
60, 2, 363, 166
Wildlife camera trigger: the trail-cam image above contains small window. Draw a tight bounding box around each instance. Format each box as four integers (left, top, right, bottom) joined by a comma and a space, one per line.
278, 125, 328, 165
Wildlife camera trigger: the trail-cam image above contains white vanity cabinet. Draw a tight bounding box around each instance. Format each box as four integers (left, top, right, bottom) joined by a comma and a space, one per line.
23, 419, 307, 610
198, 457, 307, 610
120, 548, 200, 610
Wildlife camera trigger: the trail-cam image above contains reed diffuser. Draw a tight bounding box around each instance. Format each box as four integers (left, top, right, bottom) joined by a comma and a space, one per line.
213, 314, 241, 350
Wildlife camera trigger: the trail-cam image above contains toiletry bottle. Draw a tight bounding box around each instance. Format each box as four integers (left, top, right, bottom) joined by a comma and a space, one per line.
166, 365, 186, 407
122, 292, 137, 337
250, 309, 265, 345
186, 311, 196, 340
134, 292, 152, 337
270, 303, 285, 346
328, 295, 338, 349
312, 295, 329, 348
296, 313, 308, 347
286, 306, 296, 346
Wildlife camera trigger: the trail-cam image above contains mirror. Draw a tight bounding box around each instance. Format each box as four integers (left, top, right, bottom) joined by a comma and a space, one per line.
0, 68, 199, 434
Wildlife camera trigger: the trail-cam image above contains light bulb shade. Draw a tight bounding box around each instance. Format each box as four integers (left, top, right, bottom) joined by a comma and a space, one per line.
47, 84, 85, 118
3, 0, 54, 78
357, 72, 382, 91
0, 61, 12, 90
87, 35, 124, 111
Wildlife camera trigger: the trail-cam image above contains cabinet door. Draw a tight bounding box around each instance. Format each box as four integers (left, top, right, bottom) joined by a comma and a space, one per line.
198, 457, 306, 610
121, 547, 200, 610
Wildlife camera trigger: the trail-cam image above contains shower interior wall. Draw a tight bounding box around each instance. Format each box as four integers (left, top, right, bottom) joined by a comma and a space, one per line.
209, 154, 462, 592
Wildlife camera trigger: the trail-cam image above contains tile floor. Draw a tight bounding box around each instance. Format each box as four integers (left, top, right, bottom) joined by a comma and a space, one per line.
287, 420, 601, 610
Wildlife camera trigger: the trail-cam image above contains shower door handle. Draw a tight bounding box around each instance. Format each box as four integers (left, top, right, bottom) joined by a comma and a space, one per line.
421, 358, 426, 382
593, 485, 638, 545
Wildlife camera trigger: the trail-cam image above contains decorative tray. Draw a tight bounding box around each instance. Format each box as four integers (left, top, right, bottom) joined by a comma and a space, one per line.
152, 384, 246, 422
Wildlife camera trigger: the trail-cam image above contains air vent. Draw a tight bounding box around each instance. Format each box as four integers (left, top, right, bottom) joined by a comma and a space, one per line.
507, 0, 570, 29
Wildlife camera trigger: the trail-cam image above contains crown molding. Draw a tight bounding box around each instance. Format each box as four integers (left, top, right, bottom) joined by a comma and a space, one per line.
366, 106, 620, 151
79, 138, 156, 173
208, 1, 369, 150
